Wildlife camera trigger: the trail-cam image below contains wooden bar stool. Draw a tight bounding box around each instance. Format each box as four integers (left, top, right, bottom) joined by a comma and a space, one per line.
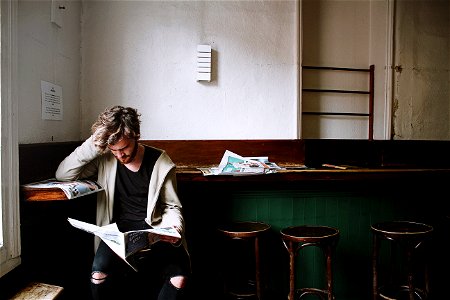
371, 220, 433, 300
217, 221, 271, 300
280, 225, 340, 300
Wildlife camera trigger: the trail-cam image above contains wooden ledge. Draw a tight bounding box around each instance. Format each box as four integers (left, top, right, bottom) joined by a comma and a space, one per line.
19, 139, 450, 200
175, 165, 450, 183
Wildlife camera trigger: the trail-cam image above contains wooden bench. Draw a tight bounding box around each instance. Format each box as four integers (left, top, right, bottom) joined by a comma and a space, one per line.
10, 282, 64, 300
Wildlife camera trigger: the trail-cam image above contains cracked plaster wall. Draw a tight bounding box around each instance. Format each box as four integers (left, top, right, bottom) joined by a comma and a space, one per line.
392, 0, 449, 140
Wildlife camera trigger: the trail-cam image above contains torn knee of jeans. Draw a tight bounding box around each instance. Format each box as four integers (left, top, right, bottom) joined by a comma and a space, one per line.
91, 271, 108, 284
169, 275, 186, 290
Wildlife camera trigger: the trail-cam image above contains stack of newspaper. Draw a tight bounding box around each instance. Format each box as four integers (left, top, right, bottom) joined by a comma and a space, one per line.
198, 150, 282, 176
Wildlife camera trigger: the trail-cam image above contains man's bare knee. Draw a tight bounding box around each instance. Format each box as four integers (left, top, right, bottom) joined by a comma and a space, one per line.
170, 275, 186, 289
91, 271, 108, 284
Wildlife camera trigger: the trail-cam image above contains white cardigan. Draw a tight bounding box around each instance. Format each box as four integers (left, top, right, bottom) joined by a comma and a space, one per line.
55, 136, 188, 253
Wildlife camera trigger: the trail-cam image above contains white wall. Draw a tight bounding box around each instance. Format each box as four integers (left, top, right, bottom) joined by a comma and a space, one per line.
80, 0, 298, 140
392, 0, 450, 140
18, 0, 81, 143
17, 0, 449, 144
18, 0, 385, 144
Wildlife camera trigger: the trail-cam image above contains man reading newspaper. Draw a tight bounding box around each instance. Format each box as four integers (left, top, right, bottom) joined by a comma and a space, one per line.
56, 106, 190, 300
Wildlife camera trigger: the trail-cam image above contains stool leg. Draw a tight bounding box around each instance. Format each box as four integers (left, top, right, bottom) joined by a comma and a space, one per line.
372, 234, 380, 300
423, 240, 430, 298
389, 241, 397, 289
325, 244, 334, 300
288, 241, 295, 300
255, 236, 261, 300
406, 247, 414, 300
424, 253, 430, 298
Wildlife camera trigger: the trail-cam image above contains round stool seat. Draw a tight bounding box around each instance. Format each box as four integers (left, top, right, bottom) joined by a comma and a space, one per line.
218, 221, 271, 238
371, 221, 433, 241
281, 225, 339, 243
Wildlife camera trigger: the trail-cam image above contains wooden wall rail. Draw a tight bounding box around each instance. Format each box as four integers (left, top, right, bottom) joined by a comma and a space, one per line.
19, 141, 82, 184
140, 139, 305, 168
19, 139, 305, 183
19, 139, 450, 187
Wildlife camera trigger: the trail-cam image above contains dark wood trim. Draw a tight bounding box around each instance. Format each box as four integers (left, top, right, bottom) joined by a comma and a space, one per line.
140, 139, 305, 168
175, 167, 450, 183
19, 141, 82, 184
19, 139, 450, 192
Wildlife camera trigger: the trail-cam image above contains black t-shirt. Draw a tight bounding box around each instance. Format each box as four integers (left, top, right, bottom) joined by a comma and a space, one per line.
113, 146, 162, 232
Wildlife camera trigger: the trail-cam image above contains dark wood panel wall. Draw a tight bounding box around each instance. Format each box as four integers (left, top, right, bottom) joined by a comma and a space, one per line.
140, 139, 306, 167
19, 141, 82, 184
18, 139, 450, 186
5, 139, 450, 300
303, 139, 450, 168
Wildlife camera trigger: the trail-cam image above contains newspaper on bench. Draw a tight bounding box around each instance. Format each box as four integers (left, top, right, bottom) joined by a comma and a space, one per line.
21, 179, 103, 199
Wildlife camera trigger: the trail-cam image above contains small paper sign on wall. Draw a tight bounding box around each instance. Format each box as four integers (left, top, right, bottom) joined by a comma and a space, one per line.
41, 80, 63, 120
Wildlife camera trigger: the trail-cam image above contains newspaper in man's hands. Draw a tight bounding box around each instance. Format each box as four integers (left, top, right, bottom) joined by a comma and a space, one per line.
67, 218, 181, 271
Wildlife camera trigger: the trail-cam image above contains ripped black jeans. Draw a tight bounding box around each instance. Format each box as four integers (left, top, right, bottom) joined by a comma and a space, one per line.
91, 240, 190, 300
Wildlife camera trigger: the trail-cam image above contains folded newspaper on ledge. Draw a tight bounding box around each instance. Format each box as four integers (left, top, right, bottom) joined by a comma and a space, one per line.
22, 179, 103, 200
198, 150, 282, 176
67, 218, 181, 271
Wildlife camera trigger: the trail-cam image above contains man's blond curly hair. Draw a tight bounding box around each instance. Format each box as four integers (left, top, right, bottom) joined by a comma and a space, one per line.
91, 106, 141, 152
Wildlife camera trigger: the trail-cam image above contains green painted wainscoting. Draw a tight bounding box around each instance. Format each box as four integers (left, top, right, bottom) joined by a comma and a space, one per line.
179, 179, 449, 300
